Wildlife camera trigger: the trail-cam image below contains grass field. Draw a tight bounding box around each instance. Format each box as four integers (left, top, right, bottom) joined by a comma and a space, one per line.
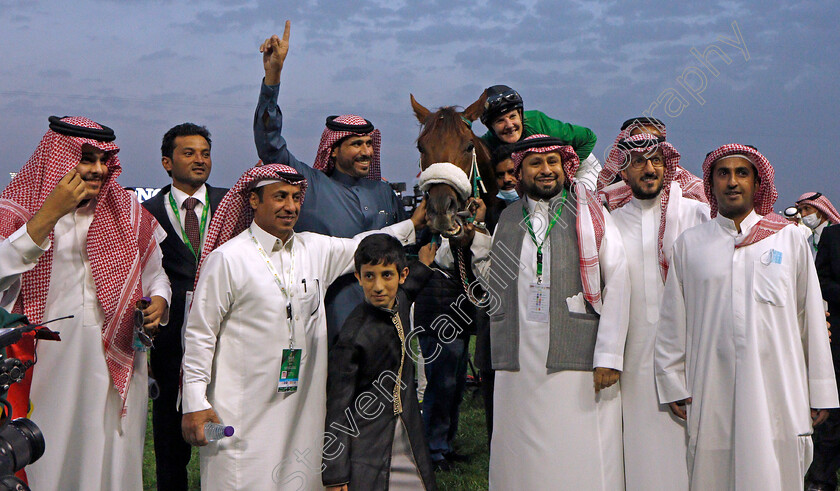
141, 385, 490, 490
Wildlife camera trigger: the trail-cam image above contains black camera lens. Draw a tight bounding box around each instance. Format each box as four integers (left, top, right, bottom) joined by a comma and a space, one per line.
0, 418, 45, 473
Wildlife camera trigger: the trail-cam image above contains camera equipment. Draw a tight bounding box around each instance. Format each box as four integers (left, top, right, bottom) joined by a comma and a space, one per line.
0, 309, 65, 491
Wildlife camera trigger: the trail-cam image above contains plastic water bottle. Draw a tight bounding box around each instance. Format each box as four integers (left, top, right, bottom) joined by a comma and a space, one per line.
204, 422, 234, 442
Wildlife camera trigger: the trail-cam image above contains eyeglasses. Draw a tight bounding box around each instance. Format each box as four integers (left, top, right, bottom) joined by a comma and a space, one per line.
486, 89, 522, 109
629, 155, 665, 169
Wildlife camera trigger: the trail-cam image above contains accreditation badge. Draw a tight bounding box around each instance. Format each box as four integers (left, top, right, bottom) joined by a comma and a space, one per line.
527, 282, 550, 323
277, 348, 302, 393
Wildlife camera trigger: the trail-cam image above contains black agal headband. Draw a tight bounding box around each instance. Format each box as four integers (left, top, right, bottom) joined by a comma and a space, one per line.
325, 115, 374, 134
511, 136, 566, 153
617, 135, 665, 152
48, 116, 116, 142
620, 117, 665, 132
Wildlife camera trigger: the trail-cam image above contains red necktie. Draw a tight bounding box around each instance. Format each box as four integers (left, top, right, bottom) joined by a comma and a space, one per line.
183, 197, 201, 252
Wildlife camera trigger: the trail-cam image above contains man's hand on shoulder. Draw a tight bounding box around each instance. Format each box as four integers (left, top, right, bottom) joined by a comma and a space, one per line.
261, 20, 291, 85
182, 407, 221, 446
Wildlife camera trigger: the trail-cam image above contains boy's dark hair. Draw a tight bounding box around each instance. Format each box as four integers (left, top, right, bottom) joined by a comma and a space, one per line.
354, 234, 407, 274
161, 123, 212, 160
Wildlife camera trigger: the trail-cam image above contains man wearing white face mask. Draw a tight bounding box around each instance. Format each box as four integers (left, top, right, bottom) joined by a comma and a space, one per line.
798, 191, 840, 491
796, 192, 840, 258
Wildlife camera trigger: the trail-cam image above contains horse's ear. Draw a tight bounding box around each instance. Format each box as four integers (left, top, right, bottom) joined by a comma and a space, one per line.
410, 94, 431, 123
462, 90, 487, 122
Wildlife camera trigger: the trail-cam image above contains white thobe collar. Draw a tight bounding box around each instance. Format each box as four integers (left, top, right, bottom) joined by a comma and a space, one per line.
714, 209, 761, 237
628, 194, 661, 212
170, 183, 207, 207
524, 195, 550, 214
249, 221, 295, 253
524, 195, 552, 238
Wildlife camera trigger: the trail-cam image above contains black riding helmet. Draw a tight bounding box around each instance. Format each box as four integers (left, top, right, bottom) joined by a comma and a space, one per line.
480, 85, 524, 127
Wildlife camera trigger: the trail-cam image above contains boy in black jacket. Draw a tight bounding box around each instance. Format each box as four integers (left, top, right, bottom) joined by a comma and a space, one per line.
323, 234, 438, 490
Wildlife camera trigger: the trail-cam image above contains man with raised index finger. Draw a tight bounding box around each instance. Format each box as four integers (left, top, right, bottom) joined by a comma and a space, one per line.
253, 21, 408, 345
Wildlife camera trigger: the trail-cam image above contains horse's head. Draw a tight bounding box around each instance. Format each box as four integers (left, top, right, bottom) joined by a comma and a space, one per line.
411, 92, 496, 238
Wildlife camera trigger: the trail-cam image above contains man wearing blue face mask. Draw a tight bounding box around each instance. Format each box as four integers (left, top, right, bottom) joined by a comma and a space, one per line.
494, 154, 519, 204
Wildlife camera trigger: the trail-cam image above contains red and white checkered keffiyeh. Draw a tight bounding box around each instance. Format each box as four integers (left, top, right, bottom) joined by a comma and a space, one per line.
0, 117, 159, 418
197, 163, 307, 280
597, 118, 667, 191
598, 134, 686, 281
796, 192, 840, 225
512, 134, 606, 312
598, 122, 706, 209
312, 115, 382, 181
702, 143, 791, 247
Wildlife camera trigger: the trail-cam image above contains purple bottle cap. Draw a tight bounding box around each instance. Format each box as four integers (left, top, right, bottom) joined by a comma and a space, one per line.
224, 426, 235, 437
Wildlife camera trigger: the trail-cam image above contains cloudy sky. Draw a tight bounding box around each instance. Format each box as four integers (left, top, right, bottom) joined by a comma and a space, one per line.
0, 0, 837, 210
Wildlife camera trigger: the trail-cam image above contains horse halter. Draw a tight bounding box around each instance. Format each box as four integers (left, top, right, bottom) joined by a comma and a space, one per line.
467, 148, 486, 200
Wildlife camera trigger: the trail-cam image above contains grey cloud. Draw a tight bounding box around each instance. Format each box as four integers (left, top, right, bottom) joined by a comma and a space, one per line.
211, 83, 252, 96
453, 48, 519, 70
138, 49, 177, 62
38, 69, 72, 79
329, 66, 367, 83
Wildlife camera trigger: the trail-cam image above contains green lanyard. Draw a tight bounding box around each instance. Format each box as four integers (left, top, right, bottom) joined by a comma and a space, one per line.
522, 189, 567, 283
168, 190, 209, 260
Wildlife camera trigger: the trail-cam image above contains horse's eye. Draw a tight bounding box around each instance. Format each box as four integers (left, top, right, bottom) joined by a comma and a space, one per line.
417, 144, 425, 154
465, 142, 474, 152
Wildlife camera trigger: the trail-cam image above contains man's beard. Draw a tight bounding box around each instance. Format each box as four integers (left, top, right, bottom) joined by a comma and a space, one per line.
524, 178, 562, 200
628, 175, 663, 200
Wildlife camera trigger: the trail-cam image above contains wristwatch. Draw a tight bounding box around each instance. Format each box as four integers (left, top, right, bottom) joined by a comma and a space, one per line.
473, 221, 487, 231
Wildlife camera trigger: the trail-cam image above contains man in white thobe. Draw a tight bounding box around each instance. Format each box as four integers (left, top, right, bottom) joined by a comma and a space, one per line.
605, 133, 709, 490
655, 143, 839, 490
180, 164, 423, 490
469, 135, 630, 490
0, 116, 170, 491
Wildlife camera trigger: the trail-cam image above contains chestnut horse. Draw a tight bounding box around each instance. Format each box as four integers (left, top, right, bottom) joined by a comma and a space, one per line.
410, 93, 498, 238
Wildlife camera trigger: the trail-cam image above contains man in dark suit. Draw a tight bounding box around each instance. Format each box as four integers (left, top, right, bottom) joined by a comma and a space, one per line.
142, 123, 227, 490
809, 223, 840, 491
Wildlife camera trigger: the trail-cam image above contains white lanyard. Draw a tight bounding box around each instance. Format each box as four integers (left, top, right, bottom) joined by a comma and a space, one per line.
248, 229, 296, 348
